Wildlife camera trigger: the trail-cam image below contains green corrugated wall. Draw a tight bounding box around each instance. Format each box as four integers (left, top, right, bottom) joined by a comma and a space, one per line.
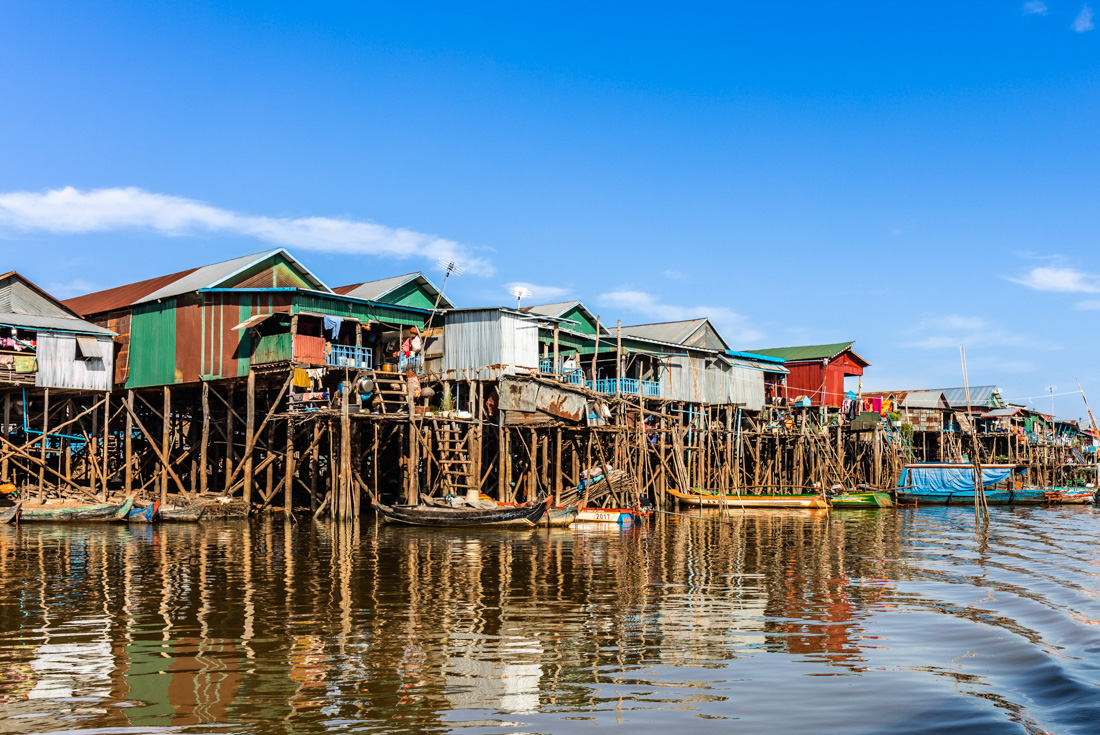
127, 299, 178, 388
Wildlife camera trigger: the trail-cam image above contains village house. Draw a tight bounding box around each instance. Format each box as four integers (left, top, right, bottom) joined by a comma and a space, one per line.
0, 272, 115, 392
749, 341, 869, 408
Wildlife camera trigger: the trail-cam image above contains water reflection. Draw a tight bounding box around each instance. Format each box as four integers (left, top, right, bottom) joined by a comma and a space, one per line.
0, 507, 1098, 733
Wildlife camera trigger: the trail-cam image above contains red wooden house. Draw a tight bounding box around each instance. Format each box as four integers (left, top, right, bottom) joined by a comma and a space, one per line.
748, 341, 869, 408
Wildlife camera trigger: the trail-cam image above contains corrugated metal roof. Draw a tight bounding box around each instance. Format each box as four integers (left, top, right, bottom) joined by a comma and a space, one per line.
934, 385, 1002, 408
982, 407, 1024, 418
334, 272, 455, 309
63, 248, 332, 315
63, 266, 199, 315
620, 319, 708, 345
0, 272, 115, 336
862, 389, 949, 410
523, 301, 580, 318
749, 341, 865, 364
0, 312, 114, 336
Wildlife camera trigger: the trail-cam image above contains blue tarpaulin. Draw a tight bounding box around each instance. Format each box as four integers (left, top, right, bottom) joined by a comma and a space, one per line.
903, 466, 1014, 493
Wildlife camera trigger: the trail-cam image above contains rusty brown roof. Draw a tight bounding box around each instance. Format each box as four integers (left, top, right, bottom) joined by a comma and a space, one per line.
63, 266, 200, 316
332, 283, 361, 295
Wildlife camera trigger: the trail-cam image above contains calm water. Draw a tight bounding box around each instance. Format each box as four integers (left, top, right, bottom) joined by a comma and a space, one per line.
1, 507, 1099, 735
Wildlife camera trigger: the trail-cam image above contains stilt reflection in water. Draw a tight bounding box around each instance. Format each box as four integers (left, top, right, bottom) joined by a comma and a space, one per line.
0, 507, 1098, 734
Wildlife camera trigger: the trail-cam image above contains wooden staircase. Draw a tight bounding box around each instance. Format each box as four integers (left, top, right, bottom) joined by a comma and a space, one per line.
436, 422, 476, 498
370, 372, 412, 414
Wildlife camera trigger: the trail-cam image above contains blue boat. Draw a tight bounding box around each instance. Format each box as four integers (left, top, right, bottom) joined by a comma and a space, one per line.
127, 501, 160, 523
896, 464, 1095, 505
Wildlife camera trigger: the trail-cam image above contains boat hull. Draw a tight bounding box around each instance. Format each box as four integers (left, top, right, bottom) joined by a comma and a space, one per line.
0, 503, 20, 524
831, 492, 894, 508
895, 487, 1095, 505
669, 487, 828, 509
374, 497, 549, 528
127, 501, 160, 523
159, 505, 207, 522
20, 497, 134, 522
575, 507, 648, 524
546, 506, 578, 527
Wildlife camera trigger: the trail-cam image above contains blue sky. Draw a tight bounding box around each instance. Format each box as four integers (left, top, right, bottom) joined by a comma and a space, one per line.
1, 2, 1099, 418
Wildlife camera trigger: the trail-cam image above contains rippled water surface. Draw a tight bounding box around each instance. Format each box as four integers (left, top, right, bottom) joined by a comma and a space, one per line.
2, 506, 1100, 734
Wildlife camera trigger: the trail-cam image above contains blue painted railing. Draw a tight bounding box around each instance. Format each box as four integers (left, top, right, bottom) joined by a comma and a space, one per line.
539, 357, 555, 374
327, 345, 373, 370
561, 369, 585, 386
585, 378, 662, 397
398, 354, 422, 373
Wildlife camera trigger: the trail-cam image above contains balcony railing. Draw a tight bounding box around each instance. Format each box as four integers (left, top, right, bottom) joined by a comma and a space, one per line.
327, 344, 373, 370
585, 377, 662, 397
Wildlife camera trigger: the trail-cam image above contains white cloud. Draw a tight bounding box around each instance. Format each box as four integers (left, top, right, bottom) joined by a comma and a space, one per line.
598, 289, 762, 345
0, 186, 494, 275
1073, 5, 1095, 30
504, 281, 570, 302
46, 279, 99, 299
661, 270, 689, 280
1075, 299, 1100, 310
1023, 1, 1048, 14
1008, 266, 1100, 293
906, 313, 1054, 350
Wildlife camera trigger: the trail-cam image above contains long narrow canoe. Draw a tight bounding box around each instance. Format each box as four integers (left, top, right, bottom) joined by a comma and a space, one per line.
575, 507, 650, 524
668, 487, 829, 509
547, 506, 579, 527
127, 501, 160, 523
0, 503, 20, 524
20, 497, 134, 523
831, 492, 894, 508
159, 504, 207, 522
374, 497, 549, 528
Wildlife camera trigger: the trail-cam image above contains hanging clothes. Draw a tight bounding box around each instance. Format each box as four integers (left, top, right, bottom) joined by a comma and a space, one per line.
292, 368, 310, 388
323, 316, 344, 339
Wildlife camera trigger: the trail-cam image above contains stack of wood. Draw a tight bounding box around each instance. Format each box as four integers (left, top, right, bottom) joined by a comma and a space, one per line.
559, 468, 639, 508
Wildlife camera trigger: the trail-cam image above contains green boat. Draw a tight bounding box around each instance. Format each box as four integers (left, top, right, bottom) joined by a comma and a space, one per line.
830, 491, 894, 508
20, 496, 134, 522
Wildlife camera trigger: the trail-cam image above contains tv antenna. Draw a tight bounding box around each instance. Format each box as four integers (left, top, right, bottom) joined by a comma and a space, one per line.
422, 257, 465, 336
510, 285, 532, 309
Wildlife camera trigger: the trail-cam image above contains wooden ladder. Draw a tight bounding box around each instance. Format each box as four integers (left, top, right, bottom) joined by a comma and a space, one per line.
436, 422, 476, 498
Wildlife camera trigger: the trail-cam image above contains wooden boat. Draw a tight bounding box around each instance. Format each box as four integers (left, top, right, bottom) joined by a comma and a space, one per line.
127, 501, 160, 523
0, 503, 20, 524
546, 505, 579, 527
159, 504, 207, 522
830, 491, 894, 508
20, 496, 134, 523
668, 486, 829, 509
894, 464, 1093, 505
575, 507, 650, 524
373, 497, 549, 528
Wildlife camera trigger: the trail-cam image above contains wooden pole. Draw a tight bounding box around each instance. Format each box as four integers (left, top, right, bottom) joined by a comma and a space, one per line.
101, 391, 110, 500
284, 419, 295, 517
161, 386, 171, 505
552, 324, 560, 379
37, 388, 48, 501
590, 316, 601, 385
1, 393, 8, 481
615, 320, 622, 395
125, 391, 133, 495
244, 371, 256, 505
200, 382, 210, 495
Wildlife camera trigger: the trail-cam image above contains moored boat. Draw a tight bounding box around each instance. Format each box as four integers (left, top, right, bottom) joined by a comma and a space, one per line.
830, 491, 894, 508
546, 505, 579, 526
127, 501, 160, 523
575, 507, 649, 524
891, 464, 1091, 505
0, 503, 20, 524
667, 487, 829, 509
20, 496, 134, 522
159, 504, 207, 522
373, 497, 549, 528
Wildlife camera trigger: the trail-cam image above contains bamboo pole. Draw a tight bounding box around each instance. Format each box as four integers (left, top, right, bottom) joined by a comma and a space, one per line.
161, 386, 171, 505
125, 391, 133, 495
200, 382, 210, 495
37, 388, 48, 501
243, 371, 256, 504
